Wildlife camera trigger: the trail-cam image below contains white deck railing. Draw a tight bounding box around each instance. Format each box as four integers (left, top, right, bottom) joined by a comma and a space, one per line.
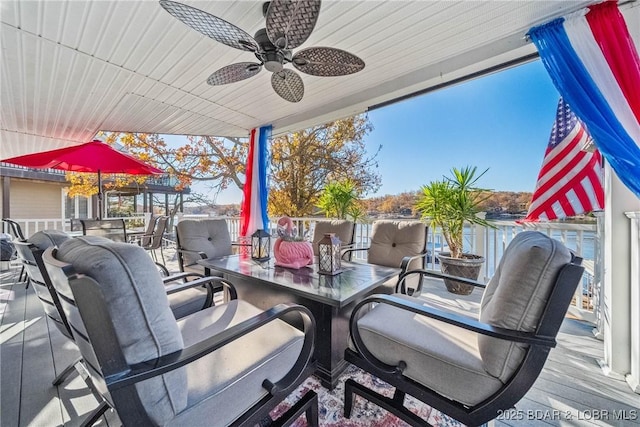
178, 214, 599, 321
5, 214, 600, 322
2, 215, 146, 237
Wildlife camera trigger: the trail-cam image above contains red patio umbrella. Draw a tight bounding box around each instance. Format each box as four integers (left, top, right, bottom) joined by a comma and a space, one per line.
2, 140, 164, 219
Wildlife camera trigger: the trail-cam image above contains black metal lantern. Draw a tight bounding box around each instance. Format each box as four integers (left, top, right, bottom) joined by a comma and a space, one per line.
251, 229, 271, 261
317, 233, 342, 275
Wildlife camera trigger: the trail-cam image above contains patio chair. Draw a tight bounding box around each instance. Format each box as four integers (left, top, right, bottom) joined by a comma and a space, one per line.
2, 218, 26, 240
127, 214, 156, 244
79, 218, 128, 242
311, 219, 356, 259
344, 231, 585, 426
175, 219, 234, 276
13, 231, 113, 426
2, 218, 27, 284
136, 215, 170, 274
13, 231, 79, 383
343, 220, 429, 295
42, 237, 318, 427
16, 231, 221, 365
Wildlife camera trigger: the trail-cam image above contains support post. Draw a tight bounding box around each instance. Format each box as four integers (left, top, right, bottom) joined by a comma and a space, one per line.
625, 212, 640, 394
599, 164, 640, 380
2, 176, 10, 218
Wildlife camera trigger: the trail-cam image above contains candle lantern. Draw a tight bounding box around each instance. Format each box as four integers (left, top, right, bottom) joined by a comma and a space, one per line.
251, 229, 271, 262
317, 233, 342, 275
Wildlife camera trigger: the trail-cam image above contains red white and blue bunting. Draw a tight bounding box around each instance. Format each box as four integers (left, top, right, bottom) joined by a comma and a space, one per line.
240, 125, 272, 237
529, 1, 640, 198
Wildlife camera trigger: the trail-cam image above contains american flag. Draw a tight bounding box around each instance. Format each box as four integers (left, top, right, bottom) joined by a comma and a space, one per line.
522, 98, 604, 222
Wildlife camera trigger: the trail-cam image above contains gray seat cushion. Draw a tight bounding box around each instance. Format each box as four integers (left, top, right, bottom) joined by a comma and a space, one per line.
24, 230, 73, 337
354, 293, 503, 406
28, 229, 71, 250
479, 231, 572, 382
367, 220, 426, 293
169, 300, 304, 427
62, 235, 209, 320
367, 220, 426, 267
56, 236, 188, 425
312, 220, 354, 255
168, 286, 209, 320
176, 219, 233, 274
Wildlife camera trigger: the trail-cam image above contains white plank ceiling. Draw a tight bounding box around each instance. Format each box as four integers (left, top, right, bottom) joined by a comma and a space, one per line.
1, 0, 596, 158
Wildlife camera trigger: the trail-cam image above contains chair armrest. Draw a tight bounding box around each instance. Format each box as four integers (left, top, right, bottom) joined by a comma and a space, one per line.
339, 243, 357, 260
105, 303, 316, 395
341, 246, 369, 260
164, 276, 238, 301
176, 247, 208, 262
176, 248, 209, 274
396, 268, 487, 294
163, 271, 222, 284
162, 272, 199, 283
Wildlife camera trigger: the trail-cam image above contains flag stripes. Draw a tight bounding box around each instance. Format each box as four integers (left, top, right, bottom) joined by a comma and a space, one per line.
522, 98, 604, 222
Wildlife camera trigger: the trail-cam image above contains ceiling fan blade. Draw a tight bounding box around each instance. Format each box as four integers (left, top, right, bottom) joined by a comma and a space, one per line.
160, 0, 258, 52
292, 47, 365, 76
271, 69, 304, 102
207, 63, 262, 86
266, 0, 321, 50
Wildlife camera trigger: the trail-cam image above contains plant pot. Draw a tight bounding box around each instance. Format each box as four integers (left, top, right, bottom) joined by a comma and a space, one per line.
436, 252, 484, 295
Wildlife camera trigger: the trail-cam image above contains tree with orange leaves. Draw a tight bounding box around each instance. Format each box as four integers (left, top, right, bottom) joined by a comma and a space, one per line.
69, 115, 379, 217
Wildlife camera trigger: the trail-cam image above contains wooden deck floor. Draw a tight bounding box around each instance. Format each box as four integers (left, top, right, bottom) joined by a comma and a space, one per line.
1, 252, 639, 427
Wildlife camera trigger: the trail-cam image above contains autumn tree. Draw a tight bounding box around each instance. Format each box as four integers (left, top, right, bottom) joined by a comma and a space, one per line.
97, 114, 380, 217
269, 115, 380, 216
103, 132, 247, 194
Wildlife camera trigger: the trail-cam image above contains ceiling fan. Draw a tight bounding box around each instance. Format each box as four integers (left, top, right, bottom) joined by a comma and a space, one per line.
159, 0, 365, 102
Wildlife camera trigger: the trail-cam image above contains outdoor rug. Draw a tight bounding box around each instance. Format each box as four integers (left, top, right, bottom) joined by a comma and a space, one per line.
270, 363, 464, 427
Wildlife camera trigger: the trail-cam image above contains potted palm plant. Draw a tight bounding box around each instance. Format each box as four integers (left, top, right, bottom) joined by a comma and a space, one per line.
415, 166, 493, 295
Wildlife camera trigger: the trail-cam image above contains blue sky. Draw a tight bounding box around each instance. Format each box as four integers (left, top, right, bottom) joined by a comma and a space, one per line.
181, 59, 561, 204
364, 59, 560, 198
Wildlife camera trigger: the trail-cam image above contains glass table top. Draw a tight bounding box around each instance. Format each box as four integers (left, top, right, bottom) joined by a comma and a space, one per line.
198, 254, 399, 308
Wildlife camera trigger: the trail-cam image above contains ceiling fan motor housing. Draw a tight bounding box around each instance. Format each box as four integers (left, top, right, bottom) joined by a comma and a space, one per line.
254, 28, 286, 72
264, 52, 284, 72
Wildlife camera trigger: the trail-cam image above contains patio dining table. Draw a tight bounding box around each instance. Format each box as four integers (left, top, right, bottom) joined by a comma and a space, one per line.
198, 254, 399, 389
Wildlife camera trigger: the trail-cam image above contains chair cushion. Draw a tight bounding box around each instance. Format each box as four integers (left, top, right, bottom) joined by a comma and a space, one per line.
312, 220, 354, 255
22, 231, 73, 338
176, 219, 233, 266
169, 300, 304, 427
168, 287, 208, 320
27, 230, 71, 250
479, 231, 572, 382
367, 220, 426, 268
354, 293, 503, 406
56, 236, 188, 425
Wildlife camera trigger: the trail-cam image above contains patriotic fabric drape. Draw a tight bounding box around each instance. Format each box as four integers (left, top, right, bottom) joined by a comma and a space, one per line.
240, 125, 272, 237
528, 1, 640, 198
522, 98, 604, 222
